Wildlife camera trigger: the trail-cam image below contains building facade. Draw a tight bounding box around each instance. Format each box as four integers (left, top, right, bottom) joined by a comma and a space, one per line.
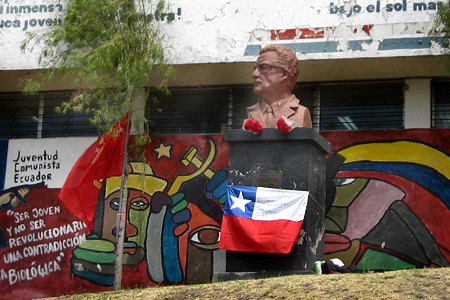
1, 0, 450, 298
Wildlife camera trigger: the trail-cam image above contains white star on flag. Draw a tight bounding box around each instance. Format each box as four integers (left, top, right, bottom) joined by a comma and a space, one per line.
230, 191, 251, 212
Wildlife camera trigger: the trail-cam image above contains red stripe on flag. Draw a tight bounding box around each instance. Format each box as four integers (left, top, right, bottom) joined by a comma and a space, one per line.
219, 214, 302, 254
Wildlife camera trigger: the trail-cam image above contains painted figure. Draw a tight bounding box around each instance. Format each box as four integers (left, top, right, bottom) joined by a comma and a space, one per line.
246, 45, 312, 128
0, 184, 38, 249
324, 138, 450, 270
70, 137, 227, 286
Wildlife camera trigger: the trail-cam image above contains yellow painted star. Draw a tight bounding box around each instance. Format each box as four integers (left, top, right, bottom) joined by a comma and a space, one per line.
154, 142, 172, 160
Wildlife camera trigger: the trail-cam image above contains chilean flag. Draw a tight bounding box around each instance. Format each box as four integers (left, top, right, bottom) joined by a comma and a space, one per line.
219, 185, 309, 254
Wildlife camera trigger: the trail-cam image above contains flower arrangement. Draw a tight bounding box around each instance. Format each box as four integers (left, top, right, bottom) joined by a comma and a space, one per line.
243, 119, 263, 133
277, 116, 296, 132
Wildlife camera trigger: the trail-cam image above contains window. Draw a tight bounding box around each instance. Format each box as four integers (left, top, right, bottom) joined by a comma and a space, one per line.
319, 82, 404, 131
1, 81, 406, 139
0, 92, 98, 139
147, 88, 230, 134
230, 87, 259, 129
432, 80, 450, 128
42, 92, 98, 138
0, 93, 40, 139
148, 86, 317, 133
148, 83, 402, 133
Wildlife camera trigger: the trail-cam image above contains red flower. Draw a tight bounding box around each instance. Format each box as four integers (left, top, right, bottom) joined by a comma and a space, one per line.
277, 117, 294, 132
243, 119, 263, 133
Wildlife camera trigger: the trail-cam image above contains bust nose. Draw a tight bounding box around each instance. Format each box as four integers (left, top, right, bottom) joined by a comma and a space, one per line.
252, 67, 260, 78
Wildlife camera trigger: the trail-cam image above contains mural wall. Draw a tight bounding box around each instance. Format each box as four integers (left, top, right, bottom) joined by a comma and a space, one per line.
0, 134, 228, 299
321, 129, 450, 270
0, 129, 449, 299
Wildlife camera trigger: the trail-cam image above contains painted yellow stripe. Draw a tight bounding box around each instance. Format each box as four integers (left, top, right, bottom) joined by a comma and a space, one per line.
338, 141, 450, 179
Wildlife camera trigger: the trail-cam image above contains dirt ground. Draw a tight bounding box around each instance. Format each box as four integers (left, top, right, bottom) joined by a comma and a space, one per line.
51, 267, 450, 300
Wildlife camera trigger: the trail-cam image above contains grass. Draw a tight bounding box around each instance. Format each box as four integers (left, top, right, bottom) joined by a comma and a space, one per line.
48, 267, 450, 300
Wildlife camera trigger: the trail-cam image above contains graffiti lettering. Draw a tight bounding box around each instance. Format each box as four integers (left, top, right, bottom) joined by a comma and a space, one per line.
0, 269, 6, 281
11, 150, 60, 184
14, 161, 60, 172
29, 219, 45, 230
7, 259, 61, 285
12, 150, 59, 163
3, 234, 86, 263
23, 233, 86, 257
329, 0, 441, 17
8, 221, 86, 248
9, 211, 30, 224
0, 3, 65, 31
3, 250, 22, 264
21, 17, 62, 31
413, 1, 441, 10
14, 224, 26, 235
0, 3, 64, 14
14, 171, 52, 184
2, 233, 86, 264
5, 226, 13, 236
144, 8, 182, 22
0, 1, 182, 32
0, 19, 19, 28
32, 206, 60, 218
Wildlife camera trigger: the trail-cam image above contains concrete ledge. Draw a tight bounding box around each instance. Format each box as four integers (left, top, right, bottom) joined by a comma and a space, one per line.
223, 128, 331, 154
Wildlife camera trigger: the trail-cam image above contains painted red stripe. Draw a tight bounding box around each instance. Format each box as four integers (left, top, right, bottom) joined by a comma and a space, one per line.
219, 215, 303, 254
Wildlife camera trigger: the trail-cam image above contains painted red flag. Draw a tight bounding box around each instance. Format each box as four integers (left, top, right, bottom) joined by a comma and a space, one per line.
58, 113, 130, 229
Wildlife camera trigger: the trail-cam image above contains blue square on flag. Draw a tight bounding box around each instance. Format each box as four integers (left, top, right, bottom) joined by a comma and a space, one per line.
219, 185, 309, 254
225, 185, 256, 218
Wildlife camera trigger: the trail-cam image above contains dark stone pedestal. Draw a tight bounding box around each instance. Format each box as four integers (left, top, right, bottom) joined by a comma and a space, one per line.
213, 128, 330, 281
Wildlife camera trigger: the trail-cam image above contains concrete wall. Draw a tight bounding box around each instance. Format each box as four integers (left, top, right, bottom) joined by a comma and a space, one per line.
405, 79, 431, 128
1, 0, 448, 132
1, 0, 447, 70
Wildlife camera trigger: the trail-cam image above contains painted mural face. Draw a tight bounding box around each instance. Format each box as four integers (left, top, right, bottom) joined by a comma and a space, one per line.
70, 136, 228, 287
323, 139, 450, 270
99, 163, 168, 262
101, 189, 151, 265
70, 163, 170, 286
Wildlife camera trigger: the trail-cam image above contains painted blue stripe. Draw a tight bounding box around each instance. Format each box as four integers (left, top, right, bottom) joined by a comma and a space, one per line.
206, 169, 227, 191
341, 162, 450, 208
244, 37, 446, 56
282, 42, 338, 53
348, 40, 373, 51
378, 37, 433, 50
172, 209, 191, 224
245, 45, 261, 56
162, 210, 183, 283
212, 180, 228, 199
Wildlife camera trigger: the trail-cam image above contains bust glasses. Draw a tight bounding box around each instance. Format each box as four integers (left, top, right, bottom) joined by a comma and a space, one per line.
254, 63, 291, 74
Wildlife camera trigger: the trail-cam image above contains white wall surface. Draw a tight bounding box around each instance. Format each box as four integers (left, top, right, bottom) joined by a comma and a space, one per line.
4, 137, 96, 189
0, 0, 446, 70
404, 79, 432, 128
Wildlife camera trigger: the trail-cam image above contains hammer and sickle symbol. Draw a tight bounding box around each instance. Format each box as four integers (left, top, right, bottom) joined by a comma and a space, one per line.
146, 137, 217, 283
